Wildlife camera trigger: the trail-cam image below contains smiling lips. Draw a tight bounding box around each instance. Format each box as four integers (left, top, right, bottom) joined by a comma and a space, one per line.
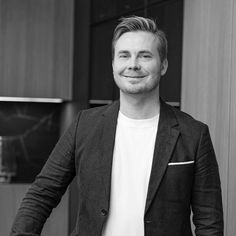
122, 74, 146, 78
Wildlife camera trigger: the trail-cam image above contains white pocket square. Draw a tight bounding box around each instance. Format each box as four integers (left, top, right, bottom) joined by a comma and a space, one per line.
168, 161, 194, 166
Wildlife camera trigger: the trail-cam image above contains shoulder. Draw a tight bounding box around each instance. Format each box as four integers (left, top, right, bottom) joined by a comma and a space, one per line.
71, 101, 119, 144
164, 102, 209, 138
74, 100, 119, 126
173, 106, 206, 128
164, 103, 214, 154
80, 101, 119, 118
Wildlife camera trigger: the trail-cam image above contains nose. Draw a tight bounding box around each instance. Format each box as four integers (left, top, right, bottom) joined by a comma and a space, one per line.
128, 57, 141, 70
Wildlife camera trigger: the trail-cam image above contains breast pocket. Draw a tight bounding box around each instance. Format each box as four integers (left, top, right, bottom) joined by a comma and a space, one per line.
159, 161, 195, 202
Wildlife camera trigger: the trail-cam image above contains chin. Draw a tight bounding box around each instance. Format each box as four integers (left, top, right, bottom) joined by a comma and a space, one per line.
121, 85, 156, 95
115, 78, 159, 95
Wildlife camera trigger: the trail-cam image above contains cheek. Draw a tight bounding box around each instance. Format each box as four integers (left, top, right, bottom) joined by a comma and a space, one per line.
113, 63, 126, 75
144, 66, 159, 77
149, 64, 162, 76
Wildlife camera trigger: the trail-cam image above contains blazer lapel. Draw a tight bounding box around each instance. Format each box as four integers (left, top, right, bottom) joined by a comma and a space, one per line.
145, 101, 180, 213
99, 101, 120, 205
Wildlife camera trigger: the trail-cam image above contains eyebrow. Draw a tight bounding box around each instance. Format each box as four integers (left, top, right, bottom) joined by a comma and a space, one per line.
117, 50, 130, 54
138, 50, 153, 55
117, 50, 153, 54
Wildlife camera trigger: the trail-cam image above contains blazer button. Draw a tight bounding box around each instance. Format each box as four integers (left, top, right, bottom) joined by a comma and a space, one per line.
101, 209, 108, 216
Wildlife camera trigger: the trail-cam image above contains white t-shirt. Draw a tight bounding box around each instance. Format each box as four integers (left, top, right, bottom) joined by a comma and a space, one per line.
102, 111, 159, 236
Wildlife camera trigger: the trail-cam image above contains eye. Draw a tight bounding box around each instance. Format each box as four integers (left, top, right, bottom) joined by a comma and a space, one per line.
119, 53, 129, 58
140, 54, 152, 58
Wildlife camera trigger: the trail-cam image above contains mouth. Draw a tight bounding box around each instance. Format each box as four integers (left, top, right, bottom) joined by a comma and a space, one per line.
122, 75, 146, 79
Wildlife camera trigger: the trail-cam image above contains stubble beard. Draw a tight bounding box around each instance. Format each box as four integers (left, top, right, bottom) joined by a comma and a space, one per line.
115, 76, 160, 95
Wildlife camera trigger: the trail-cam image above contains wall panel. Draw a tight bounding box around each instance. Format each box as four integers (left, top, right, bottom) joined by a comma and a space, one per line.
227, 1, 236, 235
0, 0, 74, 99
181, 0, 236, 235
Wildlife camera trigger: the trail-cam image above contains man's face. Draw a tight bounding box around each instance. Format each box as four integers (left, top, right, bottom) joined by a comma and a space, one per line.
112, 31, 168, 95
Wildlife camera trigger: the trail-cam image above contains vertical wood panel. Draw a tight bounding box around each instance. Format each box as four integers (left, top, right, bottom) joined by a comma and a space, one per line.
227, 1, 236, 235
0, 0, 74, 99
181, 0, 234, 235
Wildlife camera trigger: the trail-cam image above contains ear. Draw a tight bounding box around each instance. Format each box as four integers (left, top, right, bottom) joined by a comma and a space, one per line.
160, 59, 168, 76
112, 59, 114, 70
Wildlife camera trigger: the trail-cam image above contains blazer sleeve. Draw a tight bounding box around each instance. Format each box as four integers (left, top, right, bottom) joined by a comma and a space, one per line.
10, 112, 81, 236
191, 125, 224, 236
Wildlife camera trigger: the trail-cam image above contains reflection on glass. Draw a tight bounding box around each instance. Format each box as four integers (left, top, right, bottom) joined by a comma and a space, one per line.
0, 136, 17, 183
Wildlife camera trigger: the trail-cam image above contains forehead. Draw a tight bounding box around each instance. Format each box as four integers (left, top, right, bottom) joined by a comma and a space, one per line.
114, 31, 159, 52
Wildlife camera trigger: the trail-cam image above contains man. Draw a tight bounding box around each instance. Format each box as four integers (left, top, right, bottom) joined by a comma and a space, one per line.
11, 16, 223, 236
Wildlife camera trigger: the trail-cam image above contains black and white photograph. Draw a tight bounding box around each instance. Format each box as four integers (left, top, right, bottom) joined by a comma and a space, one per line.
0, 0, 234, 235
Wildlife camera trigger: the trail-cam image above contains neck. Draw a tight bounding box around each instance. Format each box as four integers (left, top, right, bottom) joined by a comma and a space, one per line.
119, 89, 160, 119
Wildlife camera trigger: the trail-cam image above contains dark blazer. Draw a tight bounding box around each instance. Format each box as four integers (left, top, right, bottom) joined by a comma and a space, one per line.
11, 100, 223, 236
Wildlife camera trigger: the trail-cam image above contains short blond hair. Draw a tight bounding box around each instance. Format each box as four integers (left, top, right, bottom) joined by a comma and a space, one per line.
112, 16, 168, 62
